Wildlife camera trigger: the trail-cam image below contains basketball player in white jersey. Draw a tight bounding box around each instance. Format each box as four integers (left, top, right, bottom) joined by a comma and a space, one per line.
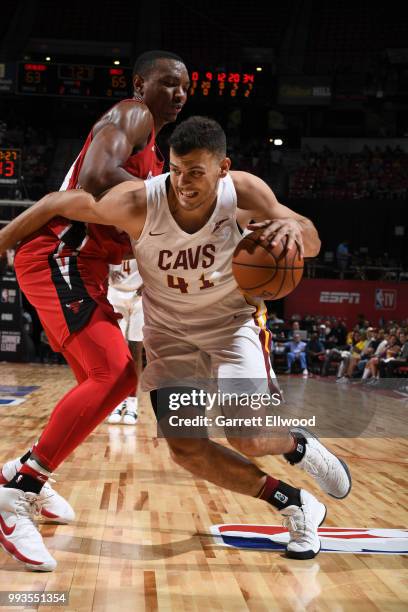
107, 259, 144, 424
0, 116, 351, 561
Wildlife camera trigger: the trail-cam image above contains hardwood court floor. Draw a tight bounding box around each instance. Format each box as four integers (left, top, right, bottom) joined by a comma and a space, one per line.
0, 363, 407, 612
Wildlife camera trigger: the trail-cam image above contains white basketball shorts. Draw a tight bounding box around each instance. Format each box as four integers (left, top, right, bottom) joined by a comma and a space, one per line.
141, 302, 275, 392
107, 287, 144, 342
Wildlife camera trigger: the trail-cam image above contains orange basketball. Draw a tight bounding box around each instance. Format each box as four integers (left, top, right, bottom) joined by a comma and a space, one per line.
232, 229, 304, 299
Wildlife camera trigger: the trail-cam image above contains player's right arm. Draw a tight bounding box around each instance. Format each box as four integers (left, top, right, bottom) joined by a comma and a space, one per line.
78, 101, 154, 196
0, 182, 147, 254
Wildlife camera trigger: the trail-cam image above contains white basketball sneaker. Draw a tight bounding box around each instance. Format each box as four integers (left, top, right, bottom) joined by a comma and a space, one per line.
291, 428, 352, 499
0, 459, 75, 524
108, 402, 125, 424
122, 397, 138, 425
0, 487, 57, 571
280, 489, 326, 560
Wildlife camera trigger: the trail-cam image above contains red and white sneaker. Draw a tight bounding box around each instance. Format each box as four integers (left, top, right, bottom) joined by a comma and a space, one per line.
0, 487, 57, 571
0, 458, 75, 524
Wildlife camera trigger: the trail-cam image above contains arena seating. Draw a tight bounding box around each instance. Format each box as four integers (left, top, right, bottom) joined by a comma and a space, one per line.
290, 146, 408, 200
305, 1, 408, 74
33, 0, 137, 41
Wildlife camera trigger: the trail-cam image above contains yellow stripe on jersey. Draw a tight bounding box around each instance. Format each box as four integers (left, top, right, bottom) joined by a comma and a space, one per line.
243, 295, 271, 355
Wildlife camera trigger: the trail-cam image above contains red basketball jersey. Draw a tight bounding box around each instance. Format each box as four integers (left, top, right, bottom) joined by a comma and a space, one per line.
48, 98, 164, 271
15, 99, 164, 344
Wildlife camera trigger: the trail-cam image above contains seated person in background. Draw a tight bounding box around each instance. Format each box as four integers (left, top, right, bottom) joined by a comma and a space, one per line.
306, 332, 326, 374
288, 320, 307, 340
340, 327, 379, 380
270, 330, 287, 368
320, 328, 350, 376
330, 319, 347, 346
285, 332, 308, 377
378, 331, 407, 380
359, 330, 388, 378
363, 334, 401, 383
317, 324, 328, 344
267, 312, 284, 327
0, 248, 15, 274
336, 331, 366, 382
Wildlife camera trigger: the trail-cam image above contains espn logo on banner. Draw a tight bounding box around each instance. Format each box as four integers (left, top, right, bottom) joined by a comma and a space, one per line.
320, 291, 360, 304
375, 289, 397, 310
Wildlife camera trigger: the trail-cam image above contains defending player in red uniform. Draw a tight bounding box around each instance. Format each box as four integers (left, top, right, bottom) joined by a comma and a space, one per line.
0, 50, 189, 571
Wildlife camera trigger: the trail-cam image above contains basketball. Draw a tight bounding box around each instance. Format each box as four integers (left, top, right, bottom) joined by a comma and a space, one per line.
232, 229, 304, 299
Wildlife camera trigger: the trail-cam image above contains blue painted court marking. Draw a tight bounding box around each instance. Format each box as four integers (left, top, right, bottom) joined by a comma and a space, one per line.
210, 525, 408, 555
0, 398, 26, 407
0, 385, 40, 397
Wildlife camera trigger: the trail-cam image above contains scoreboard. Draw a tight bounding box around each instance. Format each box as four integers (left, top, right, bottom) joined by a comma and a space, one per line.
15, 63, 257, 100
0, 149, 21, 185
189, 70, 255, 99
17, 63, 131, 99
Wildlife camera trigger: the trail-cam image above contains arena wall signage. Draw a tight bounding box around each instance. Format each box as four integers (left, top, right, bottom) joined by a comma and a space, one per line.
284, 279, 407, 322
0, 272, 24, 362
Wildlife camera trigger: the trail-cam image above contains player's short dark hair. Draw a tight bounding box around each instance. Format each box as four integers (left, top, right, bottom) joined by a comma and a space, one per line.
133, 50, 185, 77
169, 116, 227, 158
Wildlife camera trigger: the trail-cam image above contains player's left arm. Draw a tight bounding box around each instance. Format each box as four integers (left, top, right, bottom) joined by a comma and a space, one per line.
232, 170, 321, 257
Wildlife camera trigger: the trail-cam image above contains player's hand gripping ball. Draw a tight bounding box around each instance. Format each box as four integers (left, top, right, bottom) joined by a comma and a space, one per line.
232, 229, 304, 299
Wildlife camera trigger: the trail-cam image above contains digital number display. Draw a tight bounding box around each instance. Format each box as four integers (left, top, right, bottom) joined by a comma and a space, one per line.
16, 63, 257, 101
58, 64, 94, 81
0, 149, 21, 185
189, 70, 255, 99
17, 63, 133, 99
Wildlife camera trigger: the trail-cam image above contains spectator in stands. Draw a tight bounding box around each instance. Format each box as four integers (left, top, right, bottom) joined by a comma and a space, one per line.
363, 334, 401, 384
336, 240, 350, 279
306, 332, 326, 374
267, 312, 284, 326
329, 319, 347, 346
22, 310, 35, 363
290, 145, 408, 201
270, 330, 287, 369
378, 332, 408, 381
285, 332, 308, 377
336, 331, 366, 382
339, 327, 379, 380
0, 249, 15, 274
360, 329, 389, 380
320, 324, 351, 376
287, 320, 307, 340
317, 324, 328, 344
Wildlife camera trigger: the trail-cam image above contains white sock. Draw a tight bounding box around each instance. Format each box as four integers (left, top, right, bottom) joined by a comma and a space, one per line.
362, 368, 370, 380
26, 457, 53, 478
126, 397, 138, 413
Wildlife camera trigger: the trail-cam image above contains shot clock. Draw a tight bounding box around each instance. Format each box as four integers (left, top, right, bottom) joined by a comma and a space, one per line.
0, 149, 21, 185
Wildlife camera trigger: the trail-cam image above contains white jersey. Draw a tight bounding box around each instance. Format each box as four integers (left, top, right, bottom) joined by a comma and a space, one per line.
109, 259, 143, 292
132, 173, 258, 326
